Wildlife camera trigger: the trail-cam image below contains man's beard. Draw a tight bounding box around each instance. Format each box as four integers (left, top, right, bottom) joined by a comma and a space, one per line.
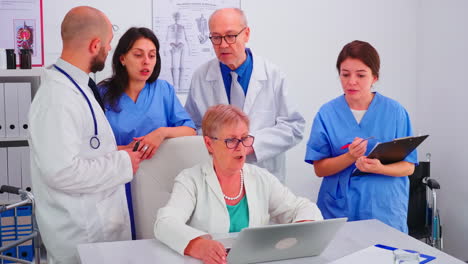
90, 47, 106, 73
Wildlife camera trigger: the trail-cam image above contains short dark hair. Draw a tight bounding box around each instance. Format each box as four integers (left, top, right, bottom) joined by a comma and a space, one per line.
99, 27, 161, 112
336, 40, 380, 79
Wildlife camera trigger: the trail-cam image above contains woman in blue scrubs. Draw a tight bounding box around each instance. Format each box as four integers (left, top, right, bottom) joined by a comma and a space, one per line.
99, 27, 196, 239
305, 40, 416, 233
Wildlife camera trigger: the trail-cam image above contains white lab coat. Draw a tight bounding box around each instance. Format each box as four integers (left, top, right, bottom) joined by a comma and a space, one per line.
154, 159, 323, 255
28, 61, 133, 264
185, 52, 305, 182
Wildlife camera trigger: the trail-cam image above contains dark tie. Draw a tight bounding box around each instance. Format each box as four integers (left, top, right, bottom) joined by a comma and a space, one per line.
88, 78, 105, 112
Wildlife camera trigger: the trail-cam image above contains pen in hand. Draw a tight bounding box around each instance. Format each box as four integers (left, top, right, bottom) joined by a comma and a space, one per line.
132, 141, 141, 152
340, 136, 375, 150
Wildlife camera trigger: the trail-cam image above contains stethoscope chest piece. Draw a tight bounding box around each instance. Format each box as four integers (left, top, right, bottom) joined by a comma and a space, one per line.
90, 136, 101, 149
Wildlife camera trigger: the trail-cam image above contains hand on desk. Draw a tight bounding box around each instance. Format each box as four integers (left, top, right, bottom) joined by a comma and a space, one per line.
184, 237, 227, 264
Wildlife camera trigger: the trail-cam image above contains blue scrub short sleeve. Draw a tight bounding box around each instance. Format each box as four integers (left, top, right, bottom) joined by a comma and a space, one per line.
305, 112, 332, 164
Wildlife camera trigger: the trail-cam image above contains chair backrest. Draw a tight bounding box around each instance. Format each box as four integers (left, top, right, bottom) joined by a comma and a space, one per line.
131, 136, 210, 239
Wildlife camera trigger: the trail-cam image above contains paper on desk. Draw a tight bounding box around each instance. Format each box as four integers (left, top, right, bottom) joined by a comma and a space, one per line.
329, 245, 394, 264
329, 245, 427, 264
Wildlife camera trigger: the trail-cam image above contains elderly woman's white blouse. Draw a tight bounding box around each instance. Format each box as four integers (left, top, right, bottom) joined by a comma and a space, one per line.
154, 159, 323, 255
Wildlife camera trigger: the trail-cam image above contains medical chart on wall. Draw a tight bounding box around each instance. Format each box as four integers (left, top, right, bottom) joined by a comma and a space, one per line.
0, 0, 44, 66
153, 0, 240, 93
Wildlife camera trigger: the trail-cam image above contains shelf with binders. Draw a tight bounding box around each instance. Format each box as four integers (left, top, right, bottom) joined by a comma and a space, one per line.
0, 71, 45, 263
0, 68, 43, 143
0, 68, 43, 98
0, 142, 32, 205
1, 70, 39, 207
0, 144, 31, 205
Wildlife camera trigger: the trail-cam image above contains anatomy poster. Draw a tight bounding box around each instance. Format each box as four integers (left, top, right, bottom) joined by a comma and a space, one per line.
153, 0, 240, 93
0, 0, 44, 66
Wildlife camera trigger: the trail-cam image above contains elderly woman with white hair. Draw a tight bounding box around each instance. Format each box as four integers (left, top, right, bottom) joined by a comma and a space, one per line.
154, 104, 323, 264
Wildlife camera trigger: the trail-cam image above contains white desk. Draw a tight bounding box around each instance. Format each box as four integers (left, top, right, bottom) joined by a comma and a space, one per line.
78, 220, 464, 263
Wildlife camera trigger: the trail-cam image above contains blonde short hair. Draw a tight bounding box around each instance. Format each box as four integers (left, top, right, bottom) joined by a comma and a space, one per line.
202, 104, 249, 137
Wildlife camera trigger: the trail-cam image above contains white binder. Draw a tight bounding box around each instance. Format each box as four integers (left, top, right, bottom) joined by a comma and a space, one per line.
19, 146, 32, 191
7, 147, 22, 201
4, 83, 19, 138
0, 147, 7, 202
0, 83, 5, 137
17, 83, 32, 137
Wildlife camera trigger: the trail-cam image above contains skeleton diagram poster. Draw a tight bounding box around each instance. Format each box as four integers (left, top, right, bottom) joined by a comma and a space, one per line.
153, 0, 240, 93
0, 0, 44, 66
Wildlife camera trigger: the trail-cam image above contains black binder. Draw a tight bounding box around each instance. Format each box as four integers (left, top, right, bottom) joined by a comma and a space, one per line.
352, 135, 429, 176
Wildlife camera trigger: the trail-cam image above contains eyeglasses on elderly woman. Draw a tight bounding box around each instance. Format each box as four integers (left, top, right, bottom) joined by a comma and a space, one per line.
209, 135, 254, 149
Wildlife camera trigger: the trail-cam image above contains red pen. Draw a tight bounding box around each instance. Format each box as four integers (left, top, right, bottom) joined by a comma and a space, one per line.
340, 136, 374, 149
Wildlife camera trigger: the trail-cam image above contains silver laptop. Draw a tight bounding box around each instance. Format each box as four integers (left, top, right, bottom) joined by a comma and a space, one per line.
223, 218, 347, 264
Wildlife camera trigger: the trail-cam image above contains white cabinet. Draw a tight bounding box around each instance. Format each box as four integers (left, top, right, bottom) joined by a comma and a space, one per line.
0, 68, 43, 203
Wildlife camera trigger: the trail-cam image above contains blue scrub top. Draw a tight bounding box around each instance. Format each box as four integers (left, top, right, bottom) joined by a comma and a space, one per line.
100, 79, 195, 239
102, 79, 195, 145
305, 92, 417, 233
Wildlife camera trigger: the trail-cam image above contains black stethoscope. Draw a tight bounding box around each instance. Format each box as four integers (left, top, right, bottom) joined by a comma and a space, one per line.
54, 65, 101, 149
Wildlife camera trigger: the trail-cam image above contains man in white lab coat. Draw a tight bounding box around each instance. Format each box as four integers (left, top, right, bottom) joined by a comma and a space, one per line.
185, 8, 305, 182
28, 6, 141, 264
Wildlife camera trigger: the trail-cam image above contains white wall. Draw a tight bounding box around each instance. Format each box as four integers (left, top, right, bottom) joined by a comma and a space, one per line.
41, 0, 467, 261
415, 0, 468, 260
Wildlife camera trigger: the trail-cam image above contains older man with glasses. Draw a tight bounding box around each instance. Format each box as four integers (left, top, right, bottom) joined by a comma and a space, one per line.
185, 8, 305, 183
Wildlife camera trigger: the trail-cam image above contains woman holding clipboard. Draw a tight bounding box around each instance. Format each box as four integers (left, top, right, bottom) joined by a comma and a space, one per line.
304, 40, 416, 233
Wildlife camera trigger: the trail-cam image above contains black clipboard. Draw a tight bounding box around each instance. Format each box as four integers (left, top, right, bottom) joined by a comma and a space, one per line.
352, 135, 429, 176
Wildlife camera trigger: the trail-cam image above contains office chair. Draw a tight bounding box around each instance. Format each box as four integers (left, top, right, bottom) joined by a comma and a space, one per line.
131, 136, 210, 239
407, 154, 443, 250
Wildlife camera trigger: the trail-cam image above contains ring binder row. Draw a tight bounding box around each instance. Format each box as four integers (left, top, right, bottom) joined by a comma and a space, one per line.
0, 146, 32, 203
0, 205, 34, 263
0, 82, 32, 138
